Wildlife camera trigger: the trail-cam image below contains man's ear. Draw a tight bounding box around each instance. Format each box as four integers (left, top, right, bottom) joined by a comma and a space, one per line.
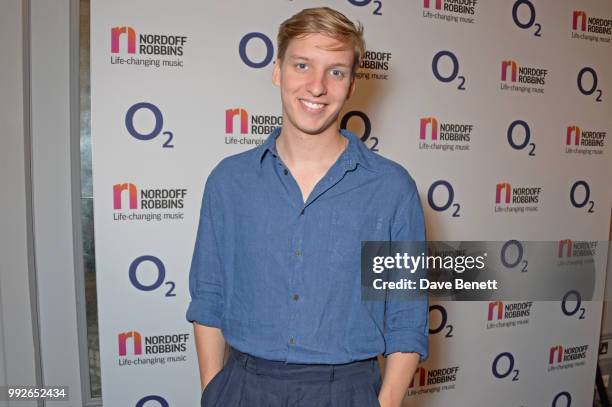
347, 77, 356, 99
272, 59, 281, 86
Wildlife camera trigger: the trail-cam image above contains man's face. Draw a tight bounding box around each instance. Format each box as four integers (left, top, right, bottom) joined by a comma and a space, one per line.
272, 33, 356, 137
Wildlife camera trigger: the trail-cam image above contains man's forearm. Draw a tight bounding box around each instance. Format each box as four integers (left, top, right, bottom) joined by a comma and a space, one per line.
378, 352, 420, 407
193, 322, 227, 390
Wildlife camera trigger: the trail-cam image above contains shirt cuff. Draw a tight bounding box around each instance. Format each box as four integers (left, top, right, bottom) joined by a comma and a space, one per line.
185, 298, 222, 328
383, 329, 429, 362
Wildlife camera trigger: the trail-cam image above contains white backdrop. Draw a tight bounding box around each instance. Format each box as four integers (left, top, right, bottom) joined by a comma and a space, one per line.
91, 1, 612, 405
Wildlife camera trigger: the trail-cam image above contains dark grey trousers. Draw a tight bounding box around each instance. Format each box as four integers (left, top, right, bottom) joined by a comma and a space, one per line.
201, 346, 382, 407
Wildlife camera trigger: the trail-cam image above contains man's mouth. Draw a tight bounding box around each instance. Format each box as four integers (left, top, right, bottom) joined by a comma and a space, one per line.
299, 99, 326, 112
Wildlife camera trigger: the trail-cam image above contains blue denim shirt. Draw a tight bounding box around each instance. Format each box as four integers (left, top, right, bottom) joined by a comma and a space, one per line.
186, 127, 428, 364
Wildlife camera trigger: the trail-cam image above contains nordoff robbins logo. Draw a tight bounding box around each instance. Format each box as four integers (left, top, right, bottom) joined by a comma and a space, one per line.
500, 60, 547, 94
112, 182, 187, 222
565, 125, 606, 155
225, 107, 282, 146
486, 301, 532, 330
494, 183, 542, 214
418, 117, 473, 152
421, 0, 478, 24
110, 26, 188, 68
547, 344, 588, 372
408, 365, 459, 392
571, 10, 612, 44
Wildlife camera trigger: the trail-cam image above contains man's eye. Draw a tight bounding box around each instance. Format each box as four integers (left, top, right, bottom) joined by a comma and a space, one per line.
330, 69, 345, 78
296, 63, 308, 70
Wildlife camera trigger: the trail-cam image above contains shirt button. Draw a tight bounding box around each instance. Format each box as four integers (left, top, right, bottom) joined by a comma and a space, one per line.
292, 294, 300, 301
283, 168, 289, 175
289, 337, 296, 345
294, 250, 302, 257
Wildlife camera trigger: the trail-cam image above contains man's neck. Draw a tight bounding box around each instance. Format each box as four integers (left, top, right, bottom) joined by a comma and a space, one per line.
276, 125, 347, 170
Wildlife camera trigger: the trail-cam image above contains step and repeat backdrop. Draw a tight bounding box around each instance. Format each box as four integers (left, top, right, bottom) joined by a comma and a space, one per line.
91, 0, 612, 405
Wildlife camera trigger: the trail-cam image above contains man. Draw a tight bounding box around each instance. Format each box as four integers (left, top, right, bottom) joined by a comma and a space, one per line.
186, 7, 428, 407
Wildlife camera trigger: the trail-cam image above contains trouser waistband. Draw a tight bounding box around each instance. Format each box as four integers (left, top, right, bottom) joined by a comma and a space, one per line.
229, 346, 378, 382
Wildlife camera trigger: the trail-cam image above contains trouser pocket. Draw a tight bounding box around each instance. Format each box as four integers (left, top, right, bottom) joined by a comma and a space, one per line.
200, 358, 233, 407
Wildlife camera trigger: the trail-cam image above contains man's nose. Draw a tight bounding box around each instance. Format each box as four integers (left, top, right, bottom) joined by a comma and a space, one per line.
306, 71, 327, 97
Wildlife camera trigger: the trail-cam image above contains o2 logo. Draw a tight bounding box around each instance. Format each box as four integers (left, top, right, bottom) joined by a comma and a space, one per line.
491, 352, 519, 381
432, 51, 466, 90
577, 67, 603, 102
427, 180, 461, 217
135, 395, 169, 407
569, 180, 594, 213
429, 304, 453, 337
551, 391, 572, 407
125, 102, 174, 148
347, 0, 383, 16
500, 240, 528, 273
561, 290, 585, 320
340, 111, 379, 151
512, 0, 542, 36
507, 120, 535, 156
239, 32, 274, 68
129, 255, 176, 297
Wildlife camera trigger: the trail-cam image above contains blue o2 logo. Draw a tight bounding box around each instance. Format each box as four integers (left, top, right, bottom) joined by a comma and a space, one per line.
129, 255, 176, 297
577, 67, 603, 102
570, 180, 594, 213
491, 352, 519, 381
347, 0, 383, 15
432, 51, 465, 90
500, 240, 528, 272
561, 290, 585, 319
239, 32, 274, 68
507, 120, 535, 156
512, 0, 541, 36
135, 395, 169, 407
427, 180, 460, 217
340, 111, 379, 151
125, 102, 174, 148
429, 304, 453, 337
552, 391, 572, 407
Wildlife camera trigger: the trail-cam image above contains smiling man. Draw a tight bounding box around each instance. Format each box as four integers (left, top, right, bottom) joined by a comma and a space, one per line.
187, 7, 428, 407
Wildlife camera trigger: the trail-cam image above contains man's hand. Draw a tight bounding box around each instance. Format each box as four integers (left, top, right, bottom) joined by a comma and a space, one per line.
193, 322, 228, 390
377, 352, 420, 407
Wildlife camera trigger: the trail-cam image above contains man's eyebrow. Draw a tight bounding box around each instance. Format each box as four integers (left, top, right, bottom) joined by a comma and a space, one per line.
287, 55, 351, 68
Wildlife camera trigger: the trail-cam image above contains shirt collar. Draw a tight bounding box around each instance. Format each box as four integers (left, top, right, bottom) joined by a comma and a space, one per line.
256, 127, 376, 172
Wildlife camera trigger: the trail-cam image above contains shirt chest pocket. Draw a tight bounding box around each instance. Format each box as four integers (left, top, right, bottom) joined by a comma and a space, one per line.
329, 209, 389, 269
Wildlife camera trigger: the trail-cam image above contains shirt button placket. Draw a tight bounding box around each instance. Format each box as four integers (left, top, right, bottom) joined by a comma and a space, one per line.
287, 205, 305, 357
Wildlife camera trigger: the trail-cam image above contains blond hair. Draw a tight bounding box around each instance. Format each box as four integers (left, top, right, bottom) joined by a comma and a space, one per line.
277, 7, 365, 76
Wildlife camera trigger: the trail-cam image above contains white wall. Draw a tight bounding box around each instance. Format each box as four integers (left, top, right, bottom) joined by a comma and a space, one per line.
0, 0, 40, 406
30, 0, 84, 405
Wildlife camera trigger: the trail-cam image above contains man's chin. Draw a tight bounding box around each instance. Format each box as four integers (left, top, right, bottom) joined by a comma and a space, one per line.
292, 118, 338, 136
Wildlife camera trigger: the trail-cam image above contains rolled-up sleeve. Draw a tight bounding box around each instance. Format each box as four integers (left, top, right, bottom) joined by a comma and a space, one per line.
383, 182, 429, 362
186, 173, 224, 328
